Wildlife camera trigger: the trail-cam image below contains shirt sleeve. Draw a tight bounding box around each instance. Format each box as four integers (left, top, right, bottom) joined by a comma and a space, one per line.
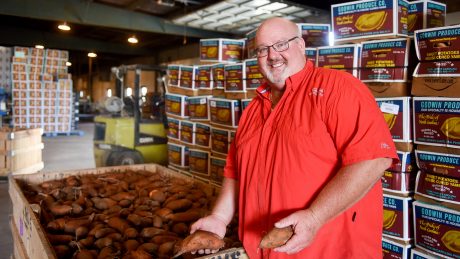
223, 141, 238, 179
321, 71, 398, 166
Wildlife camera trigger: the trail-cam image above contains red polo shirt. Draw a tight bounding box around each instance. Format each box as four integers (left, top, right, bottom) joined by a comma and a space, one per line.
224, 61, 397, 258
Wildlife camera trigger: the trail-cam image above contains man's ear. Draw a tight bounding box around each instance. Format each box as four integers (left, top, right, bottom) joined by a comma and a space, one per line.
298, 36, 306, 49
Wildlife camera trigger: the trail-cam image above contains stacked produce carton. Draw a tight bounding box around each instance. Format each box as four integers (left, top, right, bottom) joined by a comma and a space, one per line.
410, 24, 460, 259
11, 46, 73, 134
0, 46, 12, 91
329, 0, 448, 257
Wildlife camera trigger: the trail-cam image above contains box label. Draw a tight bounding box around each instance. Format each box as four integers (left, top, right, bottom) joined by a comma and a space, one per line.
360, 39, 409, 81
195, 123, 211, 148
167, 117, 180, 139
200, 40, 219, 61
212, 64, 225, 89
210, 157, 226, 184
222, 40, 244, 62
305, 48, 317, 64
383, 195, 412, 239
195, 66, 212, 89
211, 127, 231, 154
317, 45, 359, 76
377, 98, 410, 141
414, 202, 460, 258
179, 66, 194, 89
210, 99, 240, 127
225, 64, 245, 92
188, 96, 209, 121
416, 171, 460, 204
299, 24, 330, 47
189, 150, 209, 176
245, 59, 263, 90
413, 98, 460, 148
180, 121, 195, 144
415, 25, 460, 61
416, 150, 460, 178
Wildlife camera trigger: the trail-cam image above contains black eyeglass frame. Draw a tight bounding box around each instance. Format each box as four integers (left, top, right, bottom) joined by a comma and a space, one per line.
254, 36, 299, 58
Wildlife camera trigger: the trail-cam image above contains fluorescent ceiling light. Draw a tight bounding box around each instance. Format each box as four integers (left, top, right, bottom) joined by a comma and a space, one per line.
66, 61, 72, 66
88, 52, 97, 58
259, 2, 287, 11
128, 35, 138, 44
35, 45, 44, 49
246, 0, 270, 7
58, 22, 71, 31
293, 10, 312, 17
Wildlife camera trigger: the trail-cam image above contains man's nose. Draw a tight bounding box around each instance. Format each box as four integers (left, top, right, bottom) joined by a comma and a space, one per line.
267, 46, 279, 59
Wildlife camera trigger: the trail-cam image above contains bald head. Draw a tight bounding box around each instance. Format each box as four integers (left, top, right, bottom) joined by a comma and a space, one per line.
256, 18, 301, 43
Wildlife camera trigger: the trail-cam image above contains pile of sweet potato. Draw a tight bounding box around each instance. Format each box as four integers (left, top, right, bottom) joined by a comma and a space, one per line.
19, 170, 241, 259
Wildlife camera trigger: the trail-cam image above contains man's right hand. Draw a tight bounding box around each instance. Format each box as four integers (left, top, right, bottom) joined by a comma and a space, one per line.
189, 214, 228, 255
190, 213, 228, 238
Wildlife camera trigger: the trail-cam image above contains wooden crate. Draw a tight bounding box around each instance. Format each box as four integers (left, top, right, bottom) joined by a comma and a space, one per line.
10, 218, 30, 259
0, 128, 44, 176
8, 163, 247, 259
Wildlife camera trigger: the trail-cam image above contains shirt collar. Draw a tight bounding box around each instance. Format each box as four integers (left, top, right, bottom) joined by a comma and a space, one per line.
256, 60, 313, 98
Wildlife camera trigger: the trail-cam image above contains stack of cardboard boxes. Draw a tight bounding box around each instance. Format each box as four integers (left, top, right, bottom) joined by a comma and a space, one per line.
0, 46, 12, 91
11, 46, 73, 134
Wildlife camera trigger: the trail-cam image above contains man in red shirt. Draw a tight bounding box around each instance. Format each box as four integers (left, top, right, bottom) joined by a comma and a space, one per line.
191, 17, 397, 258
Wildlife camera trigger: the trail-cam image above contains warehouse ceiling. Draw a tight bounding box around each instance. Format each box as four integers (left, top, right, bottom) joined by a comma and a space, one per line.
0, 0, 457, 76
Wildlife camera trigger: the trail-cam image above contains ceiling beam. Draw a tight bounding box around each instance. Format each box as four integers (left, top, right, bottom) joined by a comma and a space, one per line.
0, 0, 231, 38
0, 24, 154, 55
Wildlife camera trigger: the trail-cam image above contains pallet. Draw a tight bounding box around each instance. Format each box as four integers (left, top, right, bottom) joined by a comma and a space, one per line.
42, 130, 84, 137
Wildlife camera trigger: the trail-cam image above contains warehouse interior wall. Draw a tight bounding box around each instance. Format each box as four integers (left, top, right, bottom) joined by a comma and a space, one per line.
447, 11, 460, 25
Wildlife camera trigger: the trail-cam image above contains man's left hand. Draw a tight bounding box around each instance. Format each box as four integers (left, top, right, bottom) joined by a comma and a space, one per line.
273, 209, 323, 254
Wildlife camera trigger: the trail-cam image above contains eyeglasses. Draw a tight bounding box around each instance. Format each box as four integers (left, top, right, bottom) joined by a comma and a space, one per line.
254, 36, 299, 58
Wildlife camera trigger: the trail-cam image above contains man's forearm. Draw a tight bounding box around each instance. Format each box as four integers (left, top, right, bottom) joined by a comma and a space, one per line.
308, 157, 392, 226
211, 177, 238, 225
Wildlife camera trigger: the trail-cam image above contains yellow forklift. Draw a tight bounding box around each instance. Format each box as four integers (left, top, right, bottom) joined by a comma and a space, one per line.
93, 64, 168, 166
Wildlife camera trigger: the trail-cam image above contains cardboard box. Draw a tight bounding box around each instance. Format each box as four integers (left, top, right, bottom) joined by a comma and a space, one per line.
180, 120, 195, 145
188, 95, 211, 121
211, 63, 225, 89
211, 126, 234, 156
331, 0, 409, 44
411, 76, 460, 97
209, 98, 241, 128
210, 156, 226, 185
383, 193, 413, 241
382, 170, 416, 195
305, 48, 317, 66
166, 117, 181, 140
408, 0, 446, 36
415, 146, 460, 179
179, 65, 196, 90
414, 25, 460, 62
165, 93, 189, 118
360, 38, 411, 82
189, 149, 210, 177
195, 122, 211, 149
412, 97, 460, 148
245, 29, 257, 59
317, 44, 360, 77
200, 38, 245, 63
415, 171, 460, 205
367, 82, 411, 98
168, 143, 189, 168
413, 201, 460, 258
411, 248, 439, 259
195, 65, 213, 90
298, 23, 330, 47
376, 97, 412, 142
382, 237, 412, 259
225, 63, 246, 92
244, 59, 264, 90
167, 65, 180, 86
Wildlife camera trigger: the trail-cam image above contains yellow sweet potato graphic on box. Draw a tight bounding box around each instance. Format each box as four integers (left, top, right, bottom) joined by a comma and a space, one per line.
441, 230, 460, 253
217, 109, 230, 122
383, 210, 397, 229
407, 13, 417, 31
195, 105, 207, 117
441, 117, 460, 139
355, 11, 387, 31
383, 113, 397, 130
195, 159, 207, 171
170, 152, 180, 162
170, 102, 181, 113
207, 47, 218, 58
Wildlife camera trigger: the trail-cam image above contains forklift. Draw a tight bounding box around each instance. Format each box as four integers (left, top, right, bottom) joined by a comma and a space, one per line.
93, 64, 168, 167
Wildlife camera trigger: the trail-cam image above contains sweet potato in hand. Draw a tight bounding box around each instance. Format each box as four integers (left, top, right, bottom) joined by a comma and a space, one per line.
173, 230, 224, 258
259, 226, 294, 249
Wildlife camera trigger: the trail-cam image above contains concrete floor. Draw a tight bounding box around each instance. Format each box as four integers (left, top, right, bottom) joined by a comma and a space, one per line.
0, 122, 95, 258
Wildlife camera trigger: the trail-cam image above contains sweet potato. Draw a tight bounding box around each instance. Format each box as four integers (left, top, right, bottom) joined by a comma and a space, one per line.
124, 239, 140, 251
165, 199, 193, 211
94, 228, 117, 239
105, 232, 122, 242
73, 249, 97, 259
159, 240, 177, 256
118, 199, 132, 207
49, 203, 73, 216
47, 234, 74, 245
172, 223, 189, 235
173, 230, 225, 258
138, 243, 158, 254
152, 215, 163, 228
140, 227, 164, 239
155, 208, 173, 220
76, 226, 89, 239
259, 226, 294, 249
53, 244, 71, 258
166, 208, 205, 222
149, 189, 166, 202
124, 228, 138, 239
110, 192, 136, 202
107, 217, 130, 233
91, 197, 117, 210
125, 249, 153, 259
94, 237, 113, 249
